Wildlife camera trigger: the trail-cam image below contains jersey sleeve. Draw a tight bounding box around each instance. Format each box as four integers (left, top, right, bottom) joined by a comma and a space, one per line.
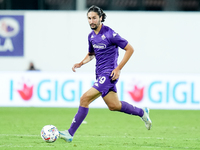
88, 34, 94, 53
110, 31, 128, 49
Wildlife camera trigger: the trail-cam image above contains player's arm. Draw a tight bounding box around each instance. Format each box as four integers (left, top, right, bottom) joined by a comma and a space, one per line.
72, 52, 95, 72
111, 43, 134, 80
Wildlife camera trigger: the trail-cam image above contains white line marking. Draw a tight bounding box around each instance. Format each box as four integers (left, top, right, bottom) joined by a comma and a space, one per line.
0, 145, 53, 148
0, 134, 197, 149
0, 134, 199, 141
0, 134, 39, 137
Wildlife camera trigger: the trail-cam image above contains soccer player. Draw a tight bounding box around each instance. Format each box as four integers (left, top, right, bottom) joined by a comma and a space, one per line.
59, 5, 152, 142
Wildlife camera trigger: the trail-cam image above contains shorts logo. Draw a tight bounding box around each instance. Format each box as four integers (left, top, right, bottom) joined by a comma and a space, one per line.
99, 76, 106, 84
94, 82, 99, 87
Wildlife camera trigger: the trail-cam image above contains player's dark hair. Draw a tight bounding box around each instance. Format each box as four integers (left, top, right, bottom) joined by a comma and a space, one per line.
87, 5, 106, 22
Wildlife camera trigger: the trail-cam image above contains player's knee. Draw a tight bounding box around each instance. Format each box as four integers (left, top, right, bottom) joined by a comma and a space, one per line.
80, 94, 90, 107
108, 104, 120, 111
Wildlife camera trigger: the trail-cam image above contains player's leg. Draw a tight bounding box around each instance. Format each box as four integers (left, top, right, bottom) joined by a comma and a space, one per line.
103, 91, 122, 111
79, 87, 101, 108
59, 87, 101, 142
68, 87, 101, 136
103, 91, 143, 115
103, 91, 152, 130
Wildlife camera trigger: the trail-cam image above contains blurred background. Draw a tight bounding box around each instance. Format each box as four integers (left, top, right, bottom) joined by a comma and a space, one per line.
0, 0, 199, 109
0, 0, 200, 11
0, 0, 200, 73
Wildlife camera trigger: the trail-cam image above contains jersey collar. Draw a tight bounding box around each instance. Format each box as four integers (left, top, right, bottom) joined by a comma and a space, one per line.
93, 23, 104, 35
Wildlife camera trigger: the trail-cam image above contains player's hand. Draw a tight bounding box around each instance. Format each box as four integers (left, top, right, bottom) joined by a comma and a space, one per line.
110, 68, 121, 80
72, 62, 83, 72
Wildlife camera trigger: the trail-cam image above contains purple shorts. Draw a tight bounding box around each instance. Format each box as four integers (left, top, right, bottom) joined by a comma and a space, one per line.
92, 73, 118, 97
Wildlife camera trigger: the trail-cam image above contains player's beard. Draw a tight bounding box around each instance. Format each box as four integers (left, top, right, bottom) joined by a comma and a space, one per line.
90, 20, 101, 30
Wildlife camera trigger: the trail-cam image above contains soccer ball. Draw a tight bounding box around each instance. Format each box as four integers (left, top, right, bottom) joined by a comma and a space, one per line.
41, 125, 59, 143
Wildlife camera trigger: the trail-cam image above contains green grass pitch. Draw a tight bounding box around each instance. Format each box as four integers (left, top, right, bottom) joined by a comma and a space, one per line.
0, 107, 199, 150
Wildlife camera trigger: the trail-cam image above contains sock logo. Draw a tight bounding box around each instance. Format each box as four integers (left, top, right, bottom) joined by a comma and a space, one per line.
72, 118, 76, 124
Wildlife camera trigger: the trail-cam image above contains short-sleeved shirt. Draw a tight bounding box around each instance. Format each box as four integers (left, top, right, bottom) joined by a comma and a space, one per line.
88, 24, 128, 97
88, 24, 128, 78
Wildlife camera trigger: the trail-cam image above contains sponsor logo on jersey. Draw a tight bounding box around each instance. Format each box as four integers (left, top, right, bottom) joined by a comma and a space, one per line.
93, 43, 106, 49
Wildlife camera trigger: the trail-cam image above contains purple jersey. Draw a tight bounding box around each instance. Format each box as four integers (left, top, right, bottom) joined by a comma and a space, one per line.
88, 24, 128, 77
